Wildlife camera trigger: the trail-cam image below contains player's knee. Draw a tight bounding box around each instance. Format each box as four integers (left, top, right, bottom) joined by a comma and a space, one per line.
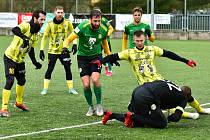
83, 83, 90, 89
45, 69, 53, 79
92, 77, 100, 86
4, 76, 15, 90
17, 78, 26, 86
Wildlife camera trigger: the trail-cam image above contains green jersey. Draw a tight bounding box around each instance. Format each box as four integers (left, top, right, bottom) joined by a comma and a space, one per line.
101, 17, 111, 28
124, 22, 151, 48
118, 46, 164, 85
5, 22, 39, 63
40, 19, 74, 54
74, 20, 108, 56
101, 17, 111, 41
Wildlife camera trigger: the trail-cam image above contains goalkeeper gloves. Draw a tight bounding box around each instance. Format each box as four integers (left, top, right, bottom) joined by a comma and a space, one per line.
39, 50, 45, 61
110, 61, 120, 66
62, 47, 70, 54
72, 44, 77, 55
187, 59, 196, 67
167, 109, 182, 122
21, 36, 30, 48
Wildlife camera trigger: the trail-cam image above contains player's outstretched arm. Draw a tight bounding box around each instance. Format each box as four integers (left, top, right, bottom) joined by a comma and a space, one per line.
162, 49, 196, 67
102, 53, 120, 66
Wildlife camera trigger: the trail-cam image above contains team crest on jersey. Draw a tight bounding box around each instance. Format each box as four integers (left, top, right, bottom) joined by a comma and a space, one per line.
9, 68, 14, 75
88, 37, 96, 46
98, 34, 102, 39
74, 27, 80, 33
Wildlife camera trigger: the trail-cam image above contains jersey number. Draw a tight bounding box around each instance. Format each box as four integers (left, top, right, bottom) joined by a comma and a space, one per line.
165, 80, 182, 91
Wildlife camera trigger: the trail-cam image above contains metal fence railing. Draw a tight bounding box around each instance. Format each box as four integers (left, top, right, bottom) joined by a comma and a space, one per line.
156, 14, 210, 32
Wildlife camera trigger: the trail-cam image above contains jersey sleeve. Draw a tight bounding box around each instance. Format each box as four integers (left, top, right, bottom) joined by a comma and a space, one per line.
18, 22, 29, 34
74, 23, 83, 36
124, 24, 129, 35
40, 23, 51, 50
68, 21, 77, 45
102, 17, 111, 27
118, 49, 130, 60
68, 21, 74, 33
153, 46, 164, 56
43, 22, 51, 37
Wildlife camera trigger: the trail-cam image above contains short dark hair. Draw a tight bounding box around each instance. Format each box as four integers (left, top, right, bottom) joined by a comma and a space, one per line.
181, 86, 192, 101
132, 7, 143, 15
90, 9, 101, 19
32, 9, 46, 19
133, 30, 145, 37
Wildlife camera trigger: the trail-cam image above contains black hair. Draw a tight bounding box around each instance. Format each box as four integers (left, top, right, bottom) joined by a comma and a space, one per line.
90, 9, 101, 19
32, 9, 46, 20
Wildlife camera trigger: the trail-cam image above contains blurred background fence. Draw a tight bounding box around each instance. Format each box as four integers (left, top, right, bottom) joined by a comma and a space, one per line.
0, 0, 210, 40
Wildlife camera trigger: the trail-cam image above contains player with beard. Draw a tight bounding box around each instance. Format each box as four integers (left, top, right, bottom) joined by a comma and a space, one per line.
122, 7, 155, 50
93, 7, 114, 77
0, 9, 46, 117
63, 9, 110, 116
39, 6, 78, 95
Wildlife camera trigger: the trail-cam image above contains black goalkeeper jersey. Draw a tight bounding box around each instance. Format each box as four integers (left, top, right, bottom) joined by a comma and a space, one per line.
133, 80, 187, 110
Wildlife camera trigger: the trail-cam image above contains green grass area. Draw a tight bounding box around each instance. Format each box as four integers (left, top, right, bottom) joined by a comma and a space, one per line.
0, 36, 210, 139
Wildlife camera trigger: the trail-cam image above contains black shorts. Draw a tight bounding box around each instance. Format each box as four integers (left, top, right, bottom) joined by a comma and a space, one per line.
77, 54, 102, 77
48, 53, 71, 65
128, 86, 155, 116
4, 55, 26, 78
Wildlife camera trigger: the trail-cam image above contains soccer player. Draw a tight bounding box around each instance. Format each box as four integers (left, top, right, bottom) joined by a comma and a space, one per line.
93, 7, 114, 76
102, 80, 200, 128
122, 7, 155, 50
0, 10, 46, 117
63, 9, 111, 116
39, 6, 78, 95
102, 30, 210, 117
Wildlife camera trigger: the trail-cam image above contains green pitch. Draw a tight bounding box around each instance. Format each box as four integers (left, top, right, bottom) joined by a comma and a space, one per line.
0, 36, 210, 139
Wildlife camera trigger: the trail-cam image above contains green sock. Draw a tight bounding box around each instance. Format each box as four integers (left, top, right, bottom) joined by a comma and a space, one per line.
94, 86, 102, 104
84, 88, 93, 107
108, 62, 112, 71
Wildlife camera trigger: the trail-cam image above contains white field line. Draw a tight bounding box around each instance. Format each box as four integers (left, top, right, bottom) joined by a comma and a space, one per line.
0, 103, 210, 139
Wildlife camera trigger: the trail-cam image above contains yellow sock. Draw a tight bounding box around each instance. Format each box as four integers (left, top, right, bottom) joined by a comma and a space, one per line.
169, 108, 191, 118
182, 111, 191, 118
188, 98, 203, 113
16, 84, 25, 104
67, 80, 73, 89
2, 89, 11, 110
44, 79, 50, 89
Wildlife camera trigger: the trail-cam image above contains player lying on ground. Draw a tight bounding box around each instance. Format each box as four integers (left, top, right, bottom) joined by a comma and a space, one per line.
102, 80, 208, 128
102, 30, 210, 118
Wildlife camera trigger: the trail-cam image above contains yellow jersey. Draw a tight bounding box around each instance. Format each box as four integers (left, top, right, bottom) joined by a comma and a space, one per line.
40, 19, 74, 54
5, 22, 39, 63
118, 46, 164, 85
